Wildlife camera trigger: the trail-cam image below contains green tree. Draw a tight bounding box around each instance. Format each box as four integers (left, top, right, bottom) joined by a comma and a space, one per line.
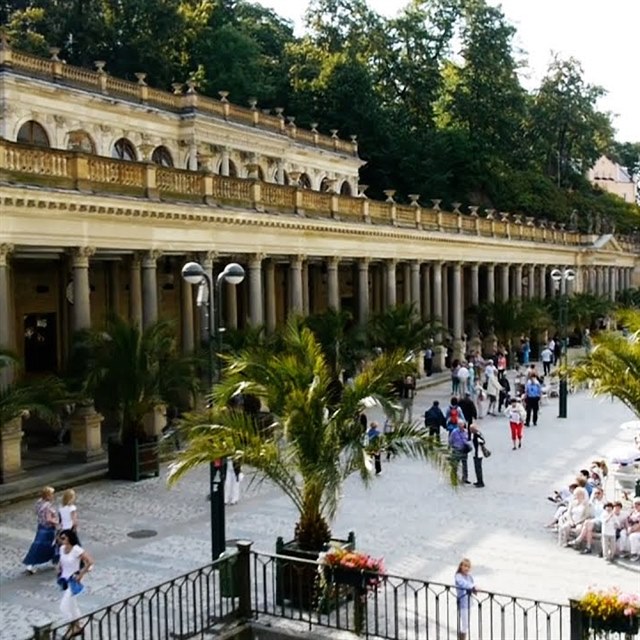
368, 304, 440, 354
168, 322, 450, 550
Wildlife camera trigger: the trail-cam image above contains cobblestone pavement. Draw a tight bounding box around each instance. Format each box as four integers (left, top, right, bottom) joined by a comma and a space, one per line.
1, 375, 639, 639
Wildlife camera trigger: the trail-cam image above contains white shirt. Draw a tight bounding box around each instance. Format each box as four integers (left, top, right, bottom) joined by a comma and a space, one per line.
601, 512, 617, 536
59, 544, 84, 579
457, 366, 470, 380
484, 364, 497, 379
541, 348, 553, 363
59, 505, 77, 530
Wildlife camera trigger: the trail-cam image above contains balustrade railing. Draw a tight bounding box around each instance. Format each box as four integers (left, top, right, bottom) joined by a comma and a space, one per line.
0, 139, 619, 250
29, 547, 636, 640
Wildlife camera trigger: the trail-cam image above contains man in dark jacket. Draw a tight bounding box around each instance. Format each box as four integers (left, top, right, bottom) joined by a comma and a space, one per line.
459, 393, 478, 426
424, 400, 446, 438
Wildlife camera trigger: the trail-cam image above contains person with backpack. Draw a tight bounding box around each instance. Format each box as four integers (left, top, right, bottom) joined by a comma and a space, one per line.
424, 400, 446, 438
446, 397, 467, 431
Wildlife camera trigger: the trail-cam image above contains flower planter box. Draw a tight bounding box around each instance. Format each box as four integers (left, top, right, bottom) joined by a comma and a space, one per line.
108, 437, 160, 481
275, 532, 356, 610
569, 599, 639, 639
327, 567, 368, 589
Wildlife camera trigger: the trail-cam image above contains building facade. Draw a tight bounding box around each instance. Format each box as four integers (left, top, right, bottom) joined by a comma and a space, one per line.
0, 38, 639, 388
588, 155, 638, 204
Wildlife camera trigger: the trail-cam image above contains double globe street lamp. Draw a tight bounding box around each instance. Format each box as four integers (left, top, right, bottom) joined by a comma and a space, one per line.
181, 260, 245, 561
550, 267, 575, 419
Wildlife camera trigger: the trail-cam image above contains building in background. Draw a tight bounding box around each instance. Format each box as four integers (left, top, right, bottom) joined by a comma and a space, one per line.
588, 155, 638, 204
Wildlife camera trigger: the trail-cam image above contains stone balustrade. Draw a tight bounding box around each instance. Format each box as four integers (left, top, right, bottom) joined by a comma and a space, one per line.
0, 37, 356, 157
0, 139, 589, 246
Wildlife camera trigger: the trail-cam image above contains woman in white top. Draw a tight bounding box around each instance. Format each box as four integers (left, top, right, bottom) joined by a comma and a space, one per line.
57, 528, 93, 637
59, 489, 79, 532
557, 487, 591, 546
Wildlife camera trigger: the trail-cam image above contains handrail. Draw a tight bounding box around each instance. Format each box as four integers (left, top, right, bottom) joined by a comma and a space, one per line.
0, 139, 613, 249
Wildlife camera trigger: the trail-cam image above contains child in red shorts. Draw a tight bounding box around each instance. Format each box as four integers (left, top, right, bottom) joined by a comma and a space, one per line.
505, 398, 526, 450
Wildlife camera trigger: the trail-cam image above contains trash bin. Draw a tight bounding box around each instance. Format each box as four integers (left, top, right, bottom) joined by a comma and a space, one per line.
635, 478, 640, 498
218, 550, 238, 598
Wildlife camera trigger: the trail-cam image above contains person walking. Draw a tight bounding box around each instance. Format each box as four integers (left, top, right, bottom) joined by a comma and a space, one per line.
540, 345, 553, 377
224, 457, 243, 506
23, 486, 59, 575
57, 528, 94, 638
448, 422, 471, 484
424, 400, 446, 438
459, 393, 477, 426
423, 345, 434, 377
469, 424, 487, 488
454, 558, 477, 640
367, 421, 383, 475
59, 489, 79, 535
524, 375, 542, 427
398, 374, 416, 422
505, 398, 526, 450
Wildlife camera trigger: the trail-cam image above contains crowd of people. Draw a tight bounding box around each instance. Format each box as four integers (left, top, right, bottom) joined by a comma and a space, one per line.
545, 462, 640, 563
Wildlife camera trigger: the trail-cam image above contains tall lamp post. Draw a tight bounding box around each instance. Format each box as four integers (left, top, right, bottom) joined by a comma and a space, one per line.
550, 268, 575, 419
181, 260, 245, 561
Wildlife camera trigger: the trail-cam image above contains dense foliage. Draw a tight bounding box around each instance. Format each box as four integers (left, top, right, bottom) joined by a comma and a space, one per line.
3, 0, 639, 229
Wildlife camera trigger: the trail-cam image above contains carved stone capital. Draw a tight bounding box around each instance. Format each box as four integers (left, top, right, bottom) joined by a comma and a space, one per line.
0, 243, 14, 267
70, 246, 96, 268
248, 253, 265, 268
142, 249, 162, 268
199, 251, 218, 268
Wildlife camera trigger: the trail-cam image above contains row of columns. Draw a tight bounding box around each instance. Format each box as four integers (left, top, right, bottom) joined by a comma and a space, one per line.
0, 244, 636, 368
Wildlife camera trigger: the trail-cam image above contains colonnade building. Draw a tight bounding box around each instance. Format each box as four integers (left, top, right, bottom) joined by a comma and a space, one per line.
1, 38, 639, 380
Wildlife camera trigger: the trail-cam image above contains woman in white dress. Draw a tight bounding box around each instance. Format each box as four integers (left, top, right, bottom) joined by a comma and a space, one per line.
57, 529, 94, 638
224, 457, 243, 506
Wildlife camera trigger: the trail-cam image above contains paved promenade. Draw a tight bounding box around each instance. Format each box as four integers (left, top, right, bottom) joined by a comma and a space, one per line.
0, 376, 638, 639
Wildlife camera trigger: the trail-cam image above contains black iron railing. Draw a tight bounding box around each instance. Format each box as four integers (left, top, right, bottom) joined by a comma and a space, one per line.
30, 543, 638, 640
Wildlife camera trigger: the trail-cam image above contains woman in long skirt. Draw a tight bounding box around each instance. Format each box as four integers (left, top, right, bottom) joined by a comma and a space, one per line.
23, 486, 59, 574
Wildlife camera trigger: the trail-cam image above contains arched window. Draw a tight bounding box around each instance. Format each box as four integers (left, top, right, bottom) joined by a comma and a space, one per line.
111, 138, 137, 161
17, 120, 50, 147
151, 146, 174, 167
228, 160, 238, 177
320, 177, 331, 192
299, 173, 312, 190
340, 180, 352, 196
257, 166, 266, 181
67, 130, 96, 154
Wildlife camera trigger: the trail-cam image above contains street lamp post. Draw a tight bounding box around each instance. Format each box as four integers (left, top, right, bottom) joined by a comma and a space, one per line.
181, 260, 245, 561
550, 268, 575, 419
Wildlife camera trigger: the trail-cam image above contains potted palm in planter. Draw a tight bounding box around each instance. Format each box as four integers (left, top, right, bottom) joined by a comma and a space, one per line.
80, 317, 198, 481
168, 320, 451, 606
0, 352, 65, 482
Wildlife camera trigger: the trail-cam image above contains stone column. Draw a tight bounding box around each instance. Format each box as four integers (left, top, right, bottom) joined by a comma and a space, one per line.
410, 260, 421, 314
71, 247, 95, 332
372, 264, 382, 314
199, 251, 216, 343
500, 264, 510, 302
264, 260, 277, 332
527, 264, 536, 299
609, 267, 616, 302
514, 264, 523, 299
431, 262, 446, 371
452, 262, 464, 361
225, 281, 238, 329
289, 255, 304, 315
486, 263, 495, 303
181, 275, 195, 353
403, 263, 411, 306
129, 254, 143, 327
357, 258, 370, 326
276, 160, 285, 185
247, 254, 264, 326
220, 147, 230, 176
327, 257, 340, 311
470, 263, 480, 308
385, 259, 397, 308
141, 250, 160, 328
441, 264, 449, 331
539, 266, 547, 300
421, 263, 431, 320
302, 261, 310, 315
0, 244, 14, 386
596, 267, 603, 296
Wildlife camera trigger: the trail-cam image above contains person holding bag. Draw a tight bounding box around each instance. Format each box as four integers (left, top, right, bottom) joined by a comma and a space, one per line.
469, 424, 489, 488
448, 422, 472, 484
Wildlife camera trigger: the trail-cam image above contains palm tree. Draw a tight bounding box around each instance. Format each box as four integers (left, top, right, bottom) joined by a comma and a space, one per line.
78, 317, 199, 441
547, 293, 613, 336
168, 321, 451, 551
367, 304, 440, 354
569, 309, 640, 418
0, 352, 65, 428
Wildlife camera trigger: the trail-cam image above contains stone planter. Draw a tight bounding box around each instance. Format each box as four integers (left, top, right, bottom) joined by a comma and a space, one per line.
0, 416, 24, 483
275, 531, 356, 610
143, 404, 166, 438
69, 404, 105, 462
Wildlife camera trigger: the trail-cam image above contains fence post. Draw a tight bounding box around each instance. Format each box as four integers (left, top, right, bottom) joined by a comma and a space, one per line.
32, 624, 52, 640
569, 601, 584, 640
235, 540, 253, 620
